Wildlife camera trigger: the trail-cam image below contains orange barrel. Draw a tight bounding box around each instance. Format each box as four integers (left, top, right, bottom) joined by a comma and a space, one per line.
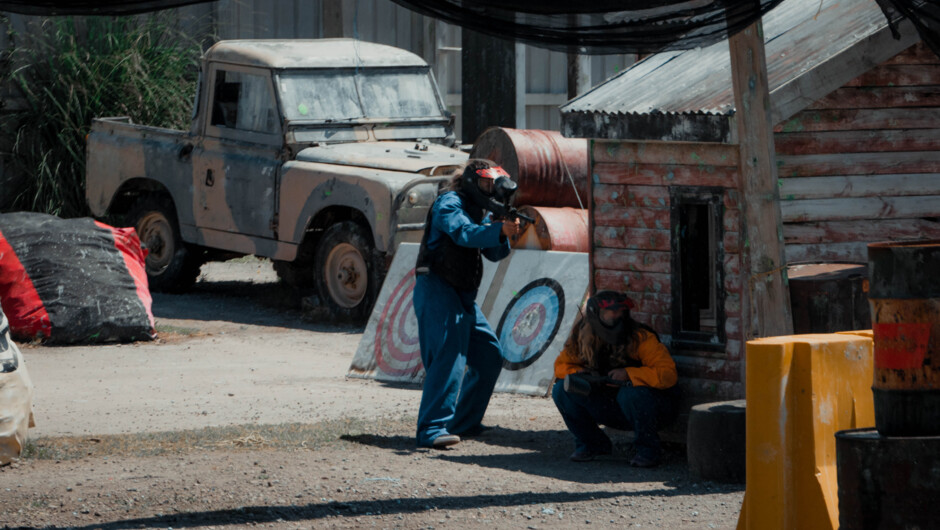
867, 240, 940, 436
508, 206, 589, 252
469, 127, 588, 209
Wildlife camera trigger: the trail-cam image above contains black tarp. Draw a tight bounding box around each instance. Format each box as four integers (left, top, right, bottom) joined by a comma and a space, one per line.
1, 1, 937, 57
389, 1, 787, 54
0, 212, 155, 344
0, 0, 211, 16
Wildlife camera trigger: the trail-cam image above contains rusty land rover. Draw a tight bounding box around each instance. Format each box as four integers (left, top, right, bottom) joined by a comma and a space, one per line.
86, 39, 467, 322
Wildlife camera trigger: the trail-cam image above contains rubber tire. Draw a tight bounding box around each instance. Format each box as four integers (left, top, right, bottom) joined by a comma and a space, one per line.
127, 197, 202, 293
313, 221, 379, 324
686, 399, 746, 484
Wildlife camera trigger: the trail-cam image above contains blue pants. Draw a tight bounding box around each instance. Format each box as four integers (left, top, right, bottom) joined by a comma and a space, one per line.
551, 379, 677, 460
413, 272, 503, 447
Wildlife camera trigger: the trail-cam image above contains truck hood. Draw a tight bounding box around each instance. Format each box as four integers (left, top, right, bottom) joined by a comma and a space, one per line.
295, 141, 468, 174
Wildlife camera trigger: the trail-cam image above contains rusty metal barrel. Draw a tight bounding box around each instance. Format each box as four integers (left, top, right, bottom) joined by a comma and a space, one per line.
509, 206, 589, 252
867, 240, 940, 436
469, 127, 588, 208
836, 428, 940, 530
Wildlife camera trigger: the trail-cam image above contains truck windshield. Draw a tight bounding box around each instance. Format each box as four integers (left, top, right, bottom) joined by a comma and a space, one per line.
277, 69, 443, 122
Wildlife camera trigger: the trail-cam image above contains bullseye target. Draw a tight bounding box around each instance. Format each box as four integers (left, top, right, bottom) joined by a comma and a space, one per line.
496, 278, 565, 370
373, 270, 424, 378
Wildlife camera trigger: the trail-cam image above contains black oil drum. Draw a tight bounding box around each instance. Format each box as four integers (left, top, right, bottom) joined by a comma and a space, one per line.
836, 428, 940, 530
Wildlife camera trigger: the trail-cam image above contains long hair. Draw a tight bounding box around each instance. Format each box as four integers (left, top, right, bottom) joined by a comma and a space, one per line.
564, 310, 644, 370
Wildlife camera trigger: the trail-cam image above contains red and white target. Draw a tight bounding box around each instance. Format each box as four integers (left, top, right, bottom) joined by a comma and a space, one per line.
373, 269, 424, 378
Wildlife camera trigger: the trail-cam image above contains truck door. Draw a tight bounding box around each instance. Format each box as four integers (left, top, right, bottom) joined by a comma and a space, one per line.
193, 64, 282, 240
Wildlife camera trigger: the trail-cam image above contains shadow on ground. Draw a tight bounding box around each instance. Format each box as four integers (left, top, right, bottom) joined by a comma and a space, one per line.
339, 426, 694, 486
151, 277, 360, 334
41, 488, 686, 530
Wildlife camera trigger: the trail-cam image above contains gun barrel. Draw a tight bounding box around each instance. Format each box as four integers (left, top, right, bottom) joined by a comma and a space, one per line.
515, 211, 536, 224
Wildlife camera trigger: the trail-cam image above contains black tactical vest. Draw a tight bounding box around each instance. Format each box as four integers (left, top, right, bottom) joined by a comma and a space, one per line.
415, 195, 484, 292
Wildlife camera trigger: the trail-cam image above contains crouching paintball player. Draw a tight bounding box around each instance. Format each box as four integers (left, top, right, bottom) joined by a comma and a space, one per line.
552, 291, 680, 466
412, 159, 522, 449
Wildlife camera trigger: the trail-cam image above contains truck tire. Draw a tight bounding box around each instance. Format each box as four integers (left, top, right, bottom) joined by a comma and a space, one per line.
128, 197, 202, 293
313, 221, 379, 324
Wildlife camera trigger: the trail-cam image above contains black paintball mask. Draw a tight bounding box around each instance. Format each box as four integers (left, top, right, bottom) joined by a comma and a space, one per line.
585, 290, 635, 345
461, 164, 518, 213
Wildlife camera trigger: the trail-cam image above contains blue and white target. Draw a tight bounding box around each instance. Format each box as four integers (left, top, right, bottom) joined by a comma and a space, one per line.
496, 278, 565, 370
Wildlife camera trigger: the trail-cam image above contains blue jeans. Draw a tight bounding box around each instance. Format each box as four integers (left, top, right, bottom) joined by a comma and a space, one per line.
413, 272, 503, 447
551, 378, 677, 460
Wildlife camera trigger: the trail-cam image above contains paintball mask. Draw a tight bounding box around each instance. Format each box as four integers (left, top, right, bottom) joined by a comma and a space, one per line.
584, 290, 635, 345
461, 164, 518, 213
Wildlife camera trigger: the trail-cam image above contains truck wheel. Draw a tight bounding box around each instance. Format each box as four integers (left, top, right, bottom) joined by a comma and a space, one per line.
313, 221, 379, 324
129, 197, 202, 292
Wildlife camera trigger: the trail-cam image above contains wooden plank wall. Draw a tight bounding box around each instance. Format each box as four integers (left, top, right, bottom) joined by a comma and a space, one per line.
591, 140, 743, 401
776, 42, 940, 263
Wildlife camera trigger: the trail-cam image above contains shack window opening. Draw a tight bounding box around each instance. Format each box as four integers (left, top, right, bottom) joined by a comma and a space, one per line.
670, 187, 725, 350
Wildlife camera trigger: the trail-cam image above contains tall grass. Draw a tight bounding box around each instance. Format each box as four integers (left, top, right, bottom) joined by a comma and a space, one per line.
0, 15, 204, 217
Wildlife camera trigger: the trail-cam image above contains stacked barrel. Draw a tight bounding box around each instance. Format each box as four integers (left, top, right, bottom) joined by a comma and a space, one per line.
469, 127, 589, 252
836, 240, 940, 530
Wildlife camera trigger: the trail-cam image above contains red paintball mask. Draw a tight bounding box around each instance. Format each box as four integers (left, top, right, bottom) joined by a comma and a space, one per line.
585, 291, 635, 344
475, 166, 511, 181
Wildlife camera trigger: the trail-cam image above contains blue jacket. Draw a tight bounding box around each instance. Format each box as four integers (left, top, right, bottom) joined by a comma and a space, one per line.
426, 191, 511, 261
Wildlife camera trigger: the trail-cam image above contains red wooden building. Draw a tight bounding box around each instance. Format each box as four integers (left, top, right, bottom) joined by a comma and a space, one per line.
561, 0, 940, 402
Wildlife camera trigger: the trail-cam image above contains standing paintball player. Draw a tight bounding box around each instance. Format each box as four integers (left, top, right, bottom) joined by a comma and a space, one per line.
552, 290, 679, 466
412, 158, 522, 448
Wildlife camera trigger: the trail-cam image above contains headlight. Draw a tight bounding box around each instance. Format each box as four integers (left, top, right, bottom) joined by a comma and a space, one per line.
408, 191, 420, 205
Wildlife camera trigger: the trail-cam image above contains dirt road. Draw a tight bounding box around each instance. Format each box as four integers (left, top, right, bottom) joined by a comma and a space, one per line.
1, 258, 743, 529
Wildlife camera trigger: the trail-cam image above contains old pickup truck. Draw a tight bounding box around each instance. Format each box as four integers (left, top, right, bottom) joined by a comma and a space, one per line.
86, 39, 467, 323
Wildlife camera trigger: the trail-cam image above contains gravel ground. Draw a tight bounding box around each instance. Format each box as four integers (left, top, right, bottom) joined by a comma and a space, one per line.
1, 258, 744, 529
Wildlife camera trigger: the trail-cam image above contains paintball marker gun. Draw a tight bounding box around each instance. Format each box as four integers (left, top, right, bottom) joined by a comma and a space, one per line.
563, 372, 632, 397
486, 176, 535, 225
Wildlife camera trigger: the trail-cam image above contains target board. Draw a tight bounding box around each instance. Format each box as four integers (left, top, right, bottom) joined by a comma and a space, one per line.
347, 243, 498, 384
348, 244, 589, 396
488, 251, 589, 395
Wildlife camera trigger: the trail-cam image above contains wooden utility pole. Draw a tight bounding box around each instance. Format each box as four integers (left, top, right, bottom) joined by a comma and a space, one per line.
461, 30, 518, 143
729, 21, 793, 341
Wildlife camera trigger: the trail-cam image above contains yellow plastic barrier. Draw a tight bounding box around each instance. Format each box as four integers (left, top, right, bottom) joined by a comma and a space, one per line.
736, 333, 874, 530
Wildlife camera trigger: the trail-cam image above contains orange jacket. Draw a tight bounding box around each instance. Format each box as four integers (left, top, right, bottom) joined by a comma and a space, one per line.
554, 325, 678, 390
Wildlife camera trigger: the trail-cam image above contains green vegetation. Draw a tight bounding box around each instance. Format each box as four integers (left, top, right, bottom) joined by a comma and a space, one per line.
0, 15, 203, 217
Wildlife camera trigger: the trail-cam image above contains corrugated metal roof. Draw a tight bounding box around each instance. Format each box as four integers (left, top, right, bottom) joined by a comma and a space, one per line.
562, 0, 918, 140
204, 39, 429, 70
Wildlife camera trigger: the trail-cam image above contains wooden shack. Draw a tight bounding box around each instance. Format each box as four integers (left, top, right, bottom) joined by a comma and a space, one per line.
561, 0, 940, 402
